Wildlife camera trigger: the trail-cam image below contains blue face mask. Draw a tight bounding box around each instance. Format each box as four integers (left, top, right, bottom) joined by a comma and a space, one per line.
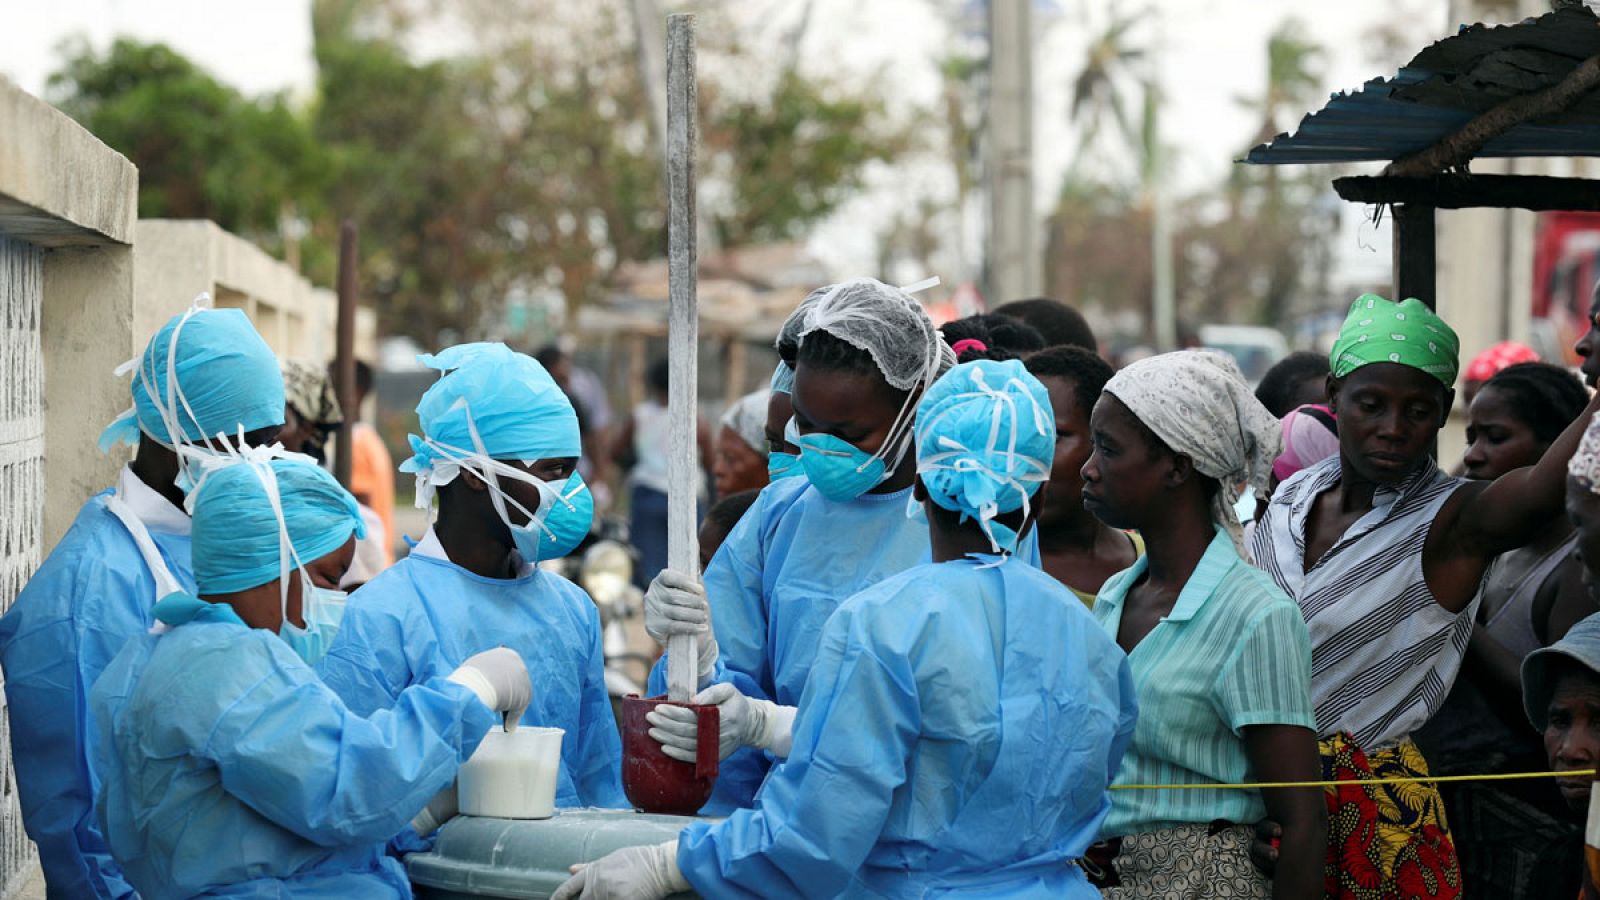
279, 585, 347, 667
905, 491, 928, 526
767, 451, 801, 480
795, 432, 897, 502
506, 472, 593, 563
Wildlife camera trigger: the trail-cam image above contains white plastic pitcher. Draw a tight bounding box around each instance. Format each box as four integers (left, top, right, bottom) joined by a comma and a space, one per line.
458, 725, 564, 819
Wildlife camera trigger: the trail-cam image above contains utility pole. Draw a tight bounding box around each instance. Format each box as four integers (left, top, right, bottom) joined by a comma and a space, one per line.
1148, 15, 1176, 351
630, 0, 670, 187
987, 0, 1039, 306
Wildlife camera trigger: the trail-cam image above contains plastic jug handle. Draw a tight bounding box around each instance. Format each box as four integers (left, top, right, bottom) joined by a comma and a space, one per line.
696, 705, 720, 780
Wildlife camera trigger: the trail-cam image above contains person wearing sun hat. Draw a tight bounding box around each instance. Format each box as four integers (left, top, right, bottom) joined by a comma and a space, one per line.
1250, 293, 1600, 900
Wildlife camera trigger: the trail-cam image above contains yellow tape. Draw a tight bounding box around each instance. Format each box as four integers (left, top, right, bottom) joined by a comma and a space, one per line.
1109, 768, 1596, 791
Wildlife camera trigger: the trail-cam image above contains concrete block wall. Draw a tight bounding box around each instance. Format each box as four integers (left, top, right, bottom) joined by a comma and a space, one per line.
133, 219, 377, 367
1, 78, 367, 897
0, 73, 139, 897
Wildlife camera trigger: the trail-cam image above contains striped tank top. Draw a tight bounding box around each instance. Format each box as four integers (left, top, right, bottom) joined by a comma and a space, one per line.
1250, 456, 1476, 750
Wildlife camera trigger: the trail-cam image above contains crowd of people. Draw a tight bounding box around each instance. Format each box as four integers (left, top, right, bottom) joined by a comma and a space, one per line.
6, 278, 1600, 899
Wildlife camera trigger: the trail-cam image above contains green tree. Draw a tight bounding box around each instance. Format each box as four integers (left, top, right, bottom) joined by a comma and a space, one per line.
705, 70, 905, 247
47, 37, 324, 245
1231, 19, 1327, 325
1066, 4, 1150, 186
47, 2, 914, 344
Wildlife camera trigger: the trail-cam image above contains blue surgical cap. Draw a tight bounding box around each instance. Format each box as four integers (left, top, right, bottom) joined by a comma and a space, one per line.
914, 359, 1054, 551
190, 457, 364, 595
401, 343, 580, 476
99, 305, 285, 451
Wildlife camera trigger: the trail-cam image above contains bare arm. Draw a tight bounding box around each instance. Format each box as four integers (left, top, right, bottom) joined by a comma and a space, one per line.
1427, 395, 1600, 611
1243, 725, 1326, 900
1452, 394, 1600, 558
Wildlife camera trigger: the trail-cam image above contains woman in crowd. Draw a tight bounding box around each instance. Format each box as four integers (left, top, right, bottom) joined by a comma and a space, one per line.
1251, 294, 1600, 899
1082, 350, 1325, 899
1414, 361, 1592, 897
90, 453, 529, 898
941, 312, 1045, 361
1023, 346, 1142, 606
713, 390, 771, 498
558, 359, 1137, 900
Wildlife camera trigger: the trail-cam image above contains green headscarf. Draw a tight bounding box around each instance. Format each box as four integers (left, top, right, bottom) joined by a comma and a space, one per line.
1328, 294, 1460, 387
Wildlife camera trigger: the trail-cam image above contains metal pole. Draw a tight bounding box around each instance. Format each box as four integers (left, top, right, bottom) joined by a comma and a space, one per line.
987, 0, 1038, 304
665, 13, 700, 702
334, 220, 358, 489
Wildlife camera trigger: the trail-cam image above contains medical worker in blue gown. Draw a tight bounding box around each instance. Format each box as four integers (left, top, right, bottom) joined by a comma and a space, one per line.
90, 452, 530, 899
642, 278, 970, 813
319, 343, 626, 828
0, 298, 284, 899
557, 358, 1139, 899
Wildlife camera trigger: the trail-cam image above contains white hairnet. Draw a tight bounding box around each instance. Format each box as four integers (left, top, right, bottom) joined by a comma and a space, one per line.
784, 278, 955, 392
1104, 350, 1282, 554
720, 390, 770, 454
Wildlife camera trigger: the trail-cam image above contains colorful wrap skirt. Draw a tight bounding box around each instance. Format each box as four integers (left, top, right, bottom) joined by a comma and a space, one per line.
1321, 733, 1461, 900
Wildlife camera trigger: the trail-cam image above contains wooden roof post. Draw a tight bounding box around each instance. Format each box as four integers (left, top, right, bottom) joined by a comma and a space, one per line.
1393, 203, 1437, 310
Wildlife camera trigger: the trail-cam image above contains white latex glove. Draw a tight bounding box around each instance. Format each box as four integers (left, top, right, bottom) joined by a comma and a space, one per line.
408, 783, 458, 836
552, 840, 688, 900
645, 682, 797, 763
643, 569, 718, 679
448, 647, 531, 724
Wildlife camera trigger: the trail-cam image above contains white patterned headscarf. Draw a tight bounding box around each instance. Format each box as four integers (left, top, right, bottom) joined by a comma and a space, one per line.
1569, 415, 1600, 494
1104, 350, 1283, 554
719, 390, 770, 454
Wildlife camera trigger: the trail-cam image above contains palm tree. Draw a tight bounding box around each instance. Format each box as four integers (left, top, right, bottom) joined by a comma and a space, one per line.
1242, 19, 1326, 148
1237, 19, 1327, 326
1066, 3, 1151, 186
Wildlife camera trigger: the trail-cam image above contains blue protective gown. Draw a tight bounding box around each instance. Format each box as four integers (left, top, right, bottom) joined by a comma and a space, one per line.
89, 595, 496, 899
677, 556, 1138, 898
650, 476, 1041, 812
0, 489, 196, 899
318, 550, 626, 810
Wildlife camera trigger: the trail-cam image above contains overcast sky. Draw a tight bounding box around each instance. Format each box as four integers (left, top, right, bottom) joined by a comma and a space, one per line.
2, 0, 1447, 279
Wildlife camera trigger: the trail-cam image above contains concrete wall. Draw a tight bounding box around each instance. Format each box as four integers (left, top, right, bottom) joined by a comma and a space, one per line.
1, 77, 371, 898
133, 219, 377, 365
0, 78, 138, 552
0, 73, 138, 898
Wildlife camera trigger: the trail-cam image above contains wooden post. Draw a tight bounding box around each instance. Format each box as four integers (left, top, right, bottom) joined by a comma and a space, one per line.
1392, 203, 1437, 310
628, 333, 646, 410
334, 221, 358, 489
665, 13, 699, 702
725, 335, 746, 409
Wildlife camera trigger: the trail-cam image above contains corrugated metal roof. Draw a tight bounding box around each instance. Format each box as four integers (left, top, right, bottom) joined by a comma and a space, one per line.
1246, 6, 1600, 165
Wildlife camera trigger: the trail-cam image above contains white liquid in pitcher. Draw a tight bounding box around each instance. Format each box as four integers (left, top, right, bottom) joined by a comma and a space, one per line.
458, 726, 564, 819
